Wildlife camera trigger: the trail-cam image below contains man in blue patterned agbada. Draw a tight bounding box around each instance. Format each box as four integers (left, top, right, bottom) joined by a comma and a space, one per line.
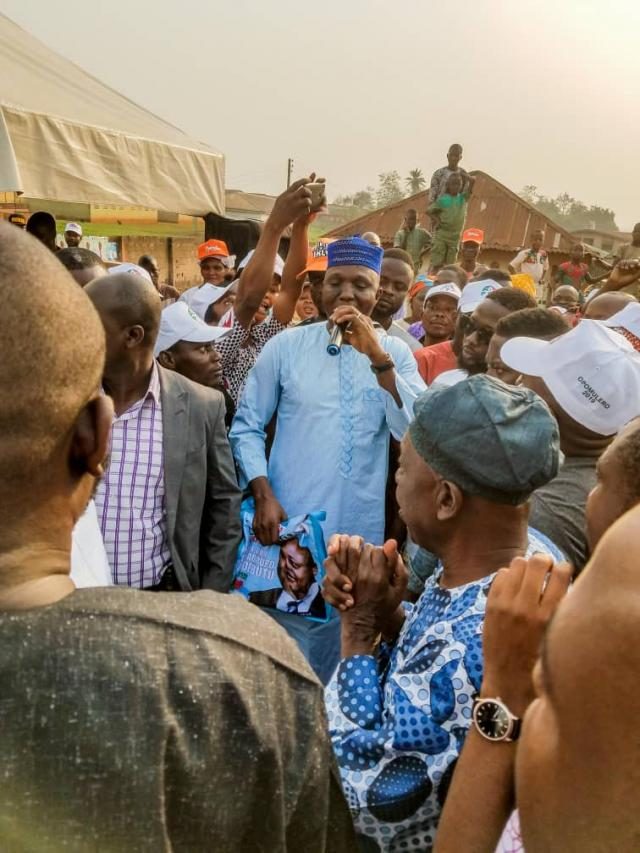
323, 375, 564, 851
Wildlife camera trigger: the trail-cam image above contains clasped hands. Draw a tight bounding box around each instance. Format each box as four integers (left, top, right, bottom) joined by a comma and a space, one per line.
322, 535, 409, 656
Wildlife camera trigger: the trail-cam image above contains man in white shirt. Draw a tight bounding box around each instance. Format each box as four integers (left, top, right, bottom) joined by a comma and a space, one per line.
509, 229, 549, 302
71, 502, 112, 588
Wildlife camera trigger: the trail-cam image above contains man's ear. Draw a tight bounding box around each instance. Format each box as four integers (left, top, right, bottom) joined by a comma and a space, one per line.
69, 395, 113, 479
435, 480, 464, 522
157, 350, 175, 370
125, 324, 145, 348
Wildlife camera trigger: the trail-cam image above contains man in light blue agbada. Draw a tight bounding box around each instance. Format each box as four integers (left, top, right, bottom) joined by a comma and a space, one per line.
230, 237, 426, 547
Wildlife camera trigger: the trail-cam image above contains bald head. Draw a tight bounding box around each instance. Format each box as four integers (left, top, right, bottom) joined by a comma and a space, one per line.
85, 273, 162, 361
518, 504, 640, 851
361, 231, 382, 247
583, 290, 637, 321
0, 222, 105, 494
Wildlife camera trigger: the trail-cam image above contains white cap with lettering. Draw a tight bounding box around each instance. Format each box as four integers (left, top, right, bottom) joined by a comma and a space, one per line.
501, 320, 640, 436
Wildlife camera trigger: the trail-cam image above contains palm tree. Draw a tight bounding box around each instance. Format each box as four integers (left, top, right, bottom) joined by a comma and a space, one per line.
406, 168, 426, 195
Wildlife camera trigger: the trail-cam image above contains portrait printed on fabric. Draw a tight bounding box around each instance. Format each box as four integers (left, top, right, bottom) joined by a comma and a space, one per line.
232, 502, 329, 622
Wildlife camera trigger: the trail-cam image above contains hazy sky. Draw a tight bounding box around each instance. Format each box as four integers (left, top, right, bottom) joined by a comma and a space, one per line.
2, 0, 639, 227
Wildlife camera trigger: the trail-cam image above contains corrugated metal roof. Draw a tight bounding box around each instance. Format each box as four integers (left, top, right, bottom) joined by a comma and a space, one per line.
323, 170, 576, 254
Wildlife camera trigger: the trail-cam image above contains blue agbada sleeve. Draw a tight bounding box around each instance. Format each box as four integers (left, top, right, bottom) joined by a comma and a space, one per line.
381, 338, 426, 441
229, 334, 282, 488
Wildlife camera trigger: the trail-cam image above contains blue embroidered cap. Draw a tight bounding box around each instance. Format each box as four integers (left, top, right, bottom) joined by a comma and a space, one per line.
327, 237, 383, 275
409, 374, 560, 505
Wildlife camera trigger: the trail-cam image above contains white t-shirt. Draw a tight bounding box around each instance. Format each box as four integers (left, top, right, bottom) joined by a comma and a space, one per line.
430, 368, 468, 389
71, 500, 112, 588
510, 249, 549, 285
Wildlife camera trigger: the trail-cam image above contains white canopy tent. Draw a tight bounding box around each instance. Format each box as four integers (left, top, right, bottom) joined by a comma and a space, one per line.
0, 13, 224, 216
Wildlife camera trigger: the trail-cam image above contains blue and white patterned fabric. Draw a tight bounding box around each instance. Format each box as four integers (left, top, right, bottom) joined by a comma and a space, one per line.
230, 322, 425, 545
328, 237, 384, 274
325, 528, 563, 852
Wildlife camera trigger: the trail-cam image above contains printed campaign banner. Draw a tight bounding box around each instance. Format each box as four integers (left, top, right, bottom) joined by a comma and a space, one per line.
232, 500, 330, 623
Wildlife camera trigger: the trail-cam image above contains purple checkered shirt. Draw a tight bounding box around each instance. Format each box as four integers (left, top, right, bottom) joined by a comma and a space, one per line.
95, 362, 171, 588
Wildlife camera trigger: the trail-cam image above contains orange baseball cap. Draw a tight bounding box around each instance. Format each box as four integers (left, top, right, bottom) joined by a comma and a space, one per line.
462, 227, 484, 245
297, 239, 332, 279
198, 239, 229, 261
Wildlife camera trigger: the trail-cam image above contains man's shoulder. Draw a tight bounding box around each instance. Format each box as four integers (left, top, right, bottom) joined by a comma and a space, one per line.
278, 321, 326, 346
385, 327, 420, 359
416, 340, 453, 361
527, 526, 566, 563
431, 367, 467, 389
618, 243, 640, 259
55, 587, 320, 685
550, 455, 597, 481
178, 286, 198, 302
389, 322, 421, 352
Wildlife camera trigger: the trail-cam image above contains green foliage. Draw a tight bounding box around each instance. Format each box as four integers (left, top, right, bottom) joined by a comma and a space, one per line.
376, 171, 405, 208
406, 168, 426, 194
519, 186, 618, 232
334, 187, 376, 212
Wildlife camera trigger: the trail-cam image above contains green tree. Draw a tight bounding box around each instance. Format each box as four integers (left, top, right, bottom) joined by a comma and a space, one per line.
352, 188, 375, 209
334, 187, 375, 211
377, 171, 405, 208
520, 185, 539, 205
519, 187, 619, 232
406, 168, 426, 195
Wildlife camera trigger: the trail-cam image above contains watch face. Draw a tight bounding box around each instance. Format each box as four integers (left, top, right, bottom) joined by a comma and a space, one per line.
474, 700, 511, 740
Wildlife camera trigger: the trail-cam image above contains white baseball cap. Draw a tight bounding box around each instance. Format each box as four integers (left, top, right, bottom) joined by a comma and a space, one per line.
500, 320, 640, 436
189, 282, 235, 321
238, 249, 285, 278
603, 302, 640, 351
108, 262, 153, 284
154, 302, 229, 357
424, 283, 462, 304
64, 221, 82, 236
458, 280, 504, 314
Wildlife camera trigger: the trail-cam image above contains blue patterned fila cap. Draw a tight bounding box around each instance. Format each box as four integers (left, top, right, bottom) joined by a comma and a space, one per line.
327, 237, 384, 275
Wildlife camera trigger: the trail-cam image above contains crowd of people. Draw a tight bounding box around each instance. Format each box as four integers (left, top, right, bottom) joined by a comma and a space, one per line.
2, 149, 640, 852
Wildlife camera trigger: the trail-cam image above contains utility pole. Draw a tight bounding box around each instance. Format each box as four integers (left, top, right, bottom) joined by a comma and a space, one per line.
287, 158, 294, 188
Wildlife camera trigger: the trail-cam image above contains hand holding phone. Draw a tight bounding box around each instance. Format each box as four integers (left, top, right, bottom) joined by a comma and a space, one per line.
308, 181, 326, 213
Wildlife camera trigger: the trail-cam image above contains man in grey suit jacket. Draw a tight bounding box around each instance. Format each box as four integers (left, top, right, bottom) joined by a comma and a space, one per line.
86, 272, 241, 592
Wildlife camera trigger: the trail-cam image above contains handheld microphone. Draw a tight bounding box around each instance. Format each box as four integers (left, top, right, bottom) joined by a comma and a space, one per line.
327, 323, 344, 356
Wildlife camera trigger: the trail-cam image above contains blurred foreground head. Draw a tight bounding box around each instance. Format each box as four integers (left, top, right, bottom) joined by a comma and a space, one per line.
0, 222, 111, 530
517, 502, 640, 852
